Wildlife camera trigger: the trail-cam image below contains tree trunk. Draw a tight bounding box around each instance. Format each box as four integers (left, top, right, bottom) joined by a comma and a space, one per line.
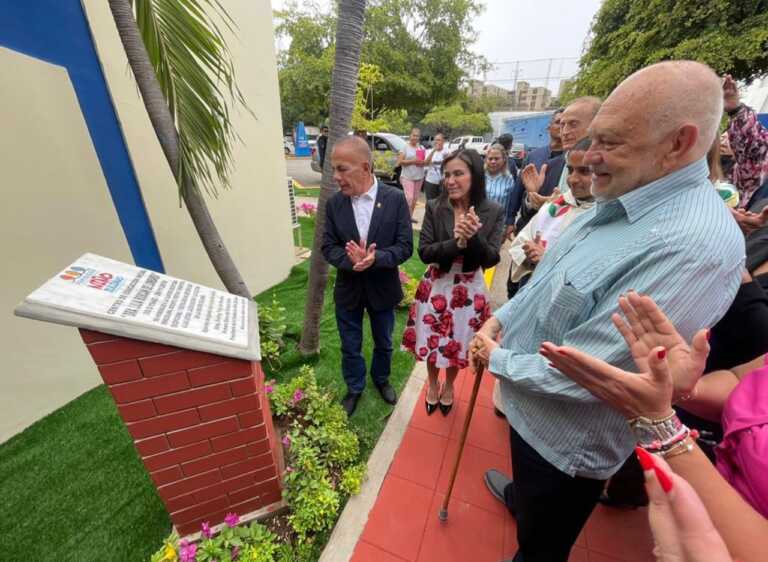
108, 0, 251, 298
299, 0, 368, 355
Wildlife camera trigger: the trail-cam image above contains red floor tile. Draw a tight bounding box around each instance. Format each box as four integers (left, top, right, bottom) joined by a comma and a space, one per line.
416, 491, 505, 562
448, 400, 510, 457
351, 541, 409, 562
501, 511, 518, 559
409, 385, 458, 438
587, 552, 626, 562
436, 441, 509, 516
389, 426, 448, 491
361, 474, 435, 561
458, 368, 496, 409
568, 546, 590, 562
575, 528, 587, 548
584, 505, 653, 562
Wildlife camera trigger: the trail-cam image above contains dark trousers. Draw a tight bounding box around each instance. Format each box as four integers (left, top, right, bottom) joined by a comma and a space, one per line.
423, 181, 441, 200
505, 427, 605, 562
335, 301, 395, 394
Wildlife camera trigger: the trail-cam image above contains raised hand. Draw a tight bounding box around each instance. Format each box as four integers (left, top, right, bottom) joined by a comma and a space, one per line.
521, 163, 548, 194
522, 232, 547, 265
352, 242, 377, 272
722, 74, 740, 113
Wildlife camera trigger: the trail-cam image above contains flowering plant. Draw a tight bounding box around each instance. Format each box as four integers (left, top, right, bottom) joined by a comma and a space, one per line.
298, 202, 317, 217
398, 268, 420, 308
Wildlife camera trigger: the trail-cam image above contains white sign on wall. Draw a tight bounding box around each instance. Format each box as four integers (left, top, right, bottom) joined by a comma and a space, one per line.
18, 254, 258, 357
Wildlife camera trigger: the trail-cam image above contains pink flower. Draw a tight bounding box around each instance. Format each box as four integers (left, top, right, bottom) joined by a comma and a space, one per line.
399, 269, 411, 284
292, 389, 304, 403
286, 466, 294, 473
224, 512, 240, 528
282, 434, 291, 447
265, 384, 274, 394
200, 522, 213, 538
180, 542, 197, 562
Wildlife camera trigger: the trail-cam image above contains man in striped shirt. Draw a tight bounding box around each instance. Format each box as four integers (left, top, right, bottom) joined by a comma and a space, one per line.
471, 61, 745, 562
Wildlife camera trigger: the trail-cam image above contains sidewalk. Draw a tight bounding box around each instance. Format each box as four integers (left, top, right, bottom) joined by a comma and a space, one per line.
348, 368, 655, 562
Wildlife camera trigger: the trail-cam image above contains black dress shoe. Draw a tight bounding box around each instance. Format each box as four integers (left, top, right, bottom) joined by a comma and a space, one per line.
425, 400, 438, 415
341, 392, 361, 416
375, 382, 397, 405
484, 469, 513, 513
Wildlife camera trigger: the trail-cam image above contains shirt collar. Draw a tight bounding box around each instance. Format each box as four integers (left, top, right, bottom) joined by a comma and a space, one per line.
353, 177, 378, 202
595, 158, 709, 224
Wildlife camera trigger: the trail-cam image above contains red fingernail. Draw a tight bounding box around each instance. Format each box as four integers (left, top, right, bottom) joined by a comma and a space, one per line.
654, 466, 674, 493
635, 447, 654, 471
657, 348, 666, 360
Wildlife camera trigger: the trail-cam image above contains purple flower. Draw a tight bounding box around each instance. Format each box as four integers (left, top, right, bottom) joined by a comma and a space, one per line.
231, 546, 241, 560
292, 389, 304, 403
281, 434, 291, 447
200, 521, 213, 538
265, 384, 274, 395
224, 512, 240, 528
180, 542, 197, 562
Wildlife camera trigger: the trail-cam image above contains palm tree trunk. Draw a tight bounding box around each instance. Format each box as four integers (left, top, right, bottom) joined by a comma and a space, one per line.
299, 0, 368, 355
108, 0, 251, 298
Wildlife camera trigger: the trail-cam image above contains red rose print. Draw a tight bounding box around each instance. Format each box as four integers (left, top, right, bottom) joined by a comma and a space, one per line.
422, 313, 437, 325
469, 317, 482, 332
408, 305, 416, 323
473, 293, 487, 313
437, 311, 454, 337
429, 267, 444, 281
415, 280, 432, 303
450, 284, 470, 308
431, 294, 448, 313
456, 358, 468, 369
427, 335, 440, 349
481, 303, 491, 322
418, 346, 429, 358
462, 272, 476, 283
441, 340, 462, 359
402, 327, 417, 350
427, 351, 438, 365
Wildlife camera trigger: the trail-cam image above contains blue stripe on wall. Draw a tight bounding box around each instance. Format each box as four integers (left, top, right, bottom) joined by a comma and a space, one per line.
0, 0, 165, 272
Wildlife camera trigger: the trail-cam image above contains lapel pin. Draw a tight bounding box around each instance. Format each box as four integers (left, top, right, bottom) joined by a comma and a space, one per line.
377, 202, 382, 208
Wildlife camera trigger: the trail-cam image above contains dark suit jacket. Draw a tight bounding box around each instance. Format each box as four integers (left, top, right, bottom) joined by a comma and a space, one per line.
504, 148, 563, 226
514, 153, 566, 230
419, 197, 505, 273
322, 181, 413, 311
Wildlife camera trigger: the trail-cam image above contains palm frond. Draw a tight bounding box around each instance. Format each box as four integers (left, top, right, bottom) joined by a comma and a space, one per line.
132, 0, 249, 197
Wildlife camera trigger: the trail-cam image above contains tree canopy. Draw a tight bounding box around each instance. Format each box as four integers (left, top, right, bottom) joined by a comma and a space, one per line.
567, 0, 768, 100
274, 0, 486, 130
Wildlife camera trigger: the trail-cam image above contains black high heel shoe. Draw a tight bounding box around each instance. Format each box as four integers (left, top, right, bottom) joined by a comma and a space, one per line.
425, 383, 439, 416
438, 384, 453, 416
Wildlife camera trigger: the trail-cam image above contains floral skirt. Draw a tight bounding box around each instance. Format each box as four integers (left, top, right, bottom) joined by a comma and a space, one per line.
401, 260, 491, 369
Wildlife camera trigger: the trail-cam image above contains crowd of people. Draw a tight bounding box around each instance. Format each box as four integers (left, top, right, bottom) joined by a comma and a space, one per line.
319, 59, 768, 562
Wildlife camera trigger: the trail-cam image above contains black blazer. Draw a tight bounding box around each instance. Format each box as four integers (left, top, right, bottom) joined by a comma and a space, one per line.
419, 197, 504, 273
322, 181, 413, 311
516, 153, 566, 230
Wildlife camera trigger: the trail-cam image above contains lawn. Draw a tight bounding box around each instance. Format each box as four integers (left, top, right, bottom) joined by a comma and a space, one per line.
0, 216, 424, 561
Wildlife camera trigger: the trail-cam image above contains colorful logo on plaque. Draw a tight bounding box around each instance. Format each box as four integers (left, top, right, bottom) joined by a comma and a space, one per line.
59, 265, 126, 293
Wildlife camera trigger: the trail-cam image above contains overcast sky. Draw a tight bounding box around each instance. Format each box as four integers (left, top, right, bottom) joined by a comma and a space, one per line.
272, 0, 604, 90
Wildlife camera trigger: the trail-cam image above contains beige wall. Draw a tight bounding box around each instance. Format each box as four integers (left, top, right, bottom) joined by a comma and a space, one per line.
0, 1, 292, 442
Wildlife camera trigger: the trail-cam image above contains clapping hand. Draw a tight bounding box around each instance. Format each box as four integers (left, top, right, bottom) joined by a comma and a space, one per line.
521, 163, 548, 194
722, 74, 740, 113
730, 206, 768, 236
522, 232, 547, 265
346, 240, 376, 271
454, 206, 483, 248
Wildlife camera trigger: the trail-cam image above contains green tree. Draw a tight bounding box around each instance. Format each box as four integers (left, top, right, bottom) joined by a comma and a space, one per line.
422, 104, 491, 137
109, 0, 252, 297
569, 0, 768, 100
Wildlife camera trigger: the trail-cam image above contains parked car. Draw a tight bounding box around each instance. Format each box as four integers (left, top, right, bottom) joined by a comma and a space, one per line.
509, 143, 526, 166
310, 132, 407, 187
447, 135, 487, 154
283, 138, 295, 155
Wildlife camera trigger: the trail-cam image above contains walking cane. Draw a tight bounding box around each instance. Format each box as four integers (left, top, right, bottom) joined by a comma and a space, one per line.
439, 362, 484, 521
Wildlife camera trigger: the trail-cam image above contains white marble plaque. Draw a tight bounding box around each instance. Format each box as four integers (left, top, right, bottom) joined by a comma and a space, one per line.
16, 253, 260, 359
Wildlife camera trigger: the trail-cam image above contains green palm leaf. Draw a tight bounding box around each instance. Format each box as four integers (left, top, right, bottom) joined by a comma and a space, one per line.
132, 0, 249, 197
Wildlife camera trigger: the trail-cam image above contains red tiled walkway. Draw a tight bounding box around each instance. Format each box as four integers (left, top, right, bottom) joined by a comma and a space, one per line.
351, 369, 655, 562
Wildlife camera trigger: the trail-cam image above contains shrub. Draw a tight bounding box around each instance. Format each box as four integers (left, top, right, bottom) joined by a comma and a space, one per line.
258, 295, 287, 370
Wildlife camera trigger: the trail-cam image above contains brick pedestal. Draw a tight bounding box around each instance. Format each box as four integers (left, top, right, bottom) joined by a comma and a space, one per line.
79, 329, 283, 536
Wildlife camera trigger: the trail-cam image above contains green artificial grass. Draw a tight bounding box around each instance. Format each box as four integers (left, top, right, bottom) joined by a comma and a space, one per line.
0, 216, 423, 561
293, 186, 320, 197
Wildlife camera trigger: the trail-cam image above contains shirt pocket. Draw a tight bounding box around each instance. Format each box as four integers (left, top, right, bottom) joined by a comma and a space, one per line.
535, 269, 589, 344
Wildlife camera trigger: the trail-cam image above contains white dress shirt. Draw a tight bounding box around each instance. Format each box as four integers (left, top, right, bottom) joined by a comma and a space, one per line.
351, 178, 378, 244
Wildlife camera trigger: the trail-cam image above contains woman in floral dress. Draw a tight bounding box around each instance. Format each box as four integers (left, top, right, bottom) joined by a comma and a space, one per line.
402, 149, 504, 415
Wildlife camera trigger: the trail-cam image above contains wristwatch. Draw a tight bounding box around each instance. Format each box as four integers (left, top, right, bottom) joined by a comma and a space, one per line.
628, 411, 682, 447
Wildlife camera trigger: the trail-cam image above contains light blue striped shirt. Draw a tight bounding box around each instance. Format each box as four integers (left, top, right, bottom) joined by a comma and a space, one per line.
486, 173, 515, 211
489, 159, 745, 479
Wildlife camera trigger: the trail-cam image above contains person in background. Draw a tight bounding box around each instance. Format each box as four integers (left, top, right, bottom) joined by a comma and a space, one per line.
485, 144, 515, 210
708, 137, 740, 208
397, 127, 427, 221
322, 137, 413, 417
423, 133, 450, 201
317, 126, 329, 169
402, 149, 504, 416
495, 134, 519, 178
720, 132, 736, 180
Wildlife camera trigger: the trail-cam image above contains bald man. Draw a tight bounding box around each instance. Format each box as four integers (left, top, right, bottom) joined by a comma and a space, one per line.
322, 136, 413, 416
472, 61, 745, 562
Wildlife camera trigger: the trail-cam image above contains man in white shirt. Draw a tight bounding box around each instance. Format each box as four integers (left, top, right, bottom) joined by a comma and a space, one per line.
322, 137, 414, 416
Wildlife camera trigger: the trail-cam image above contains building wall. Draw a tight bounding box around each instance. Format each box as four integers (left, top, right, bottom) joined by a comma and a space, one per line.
0, 1, 291, 443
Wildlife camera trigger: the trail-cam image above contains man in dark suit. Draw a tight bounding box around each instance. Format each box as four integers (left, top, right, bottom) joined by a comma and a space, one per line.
317, 126, 329, 168
322, 136, 413, 416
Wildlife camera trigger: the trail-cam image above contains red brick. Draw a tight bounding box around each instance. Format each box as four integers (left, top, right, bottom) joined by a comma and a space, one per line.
228, 477, 281, 506
79, 329, 117, 344
98, 360, 142, 384
140, 350, 224, 377
193, 481, 228, 503
110, 371, 189, 404
227, 494, 282, 521
182, 446, 249, 476
127, 408, 199, 439
210, 426, 267, 453
199, 395, 258, 422
118, 399, 157, 422
188, 360, 252, 386
87, 337, 179, 364
154, 383, 231, 415
158, 469, 222, 501
144, 441, 212, 472
176, 509, 229, 537
238, 409, 263, 428
135, 435, 170, 457
171, 496, 229, 524
221, 454, 276, 481
230, 376, 257, 397
219, 470, 265, 495
245, 439, 272, 459
165, 491, 199, 514
167, 417, 239, 448
151, 465, 184, 487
